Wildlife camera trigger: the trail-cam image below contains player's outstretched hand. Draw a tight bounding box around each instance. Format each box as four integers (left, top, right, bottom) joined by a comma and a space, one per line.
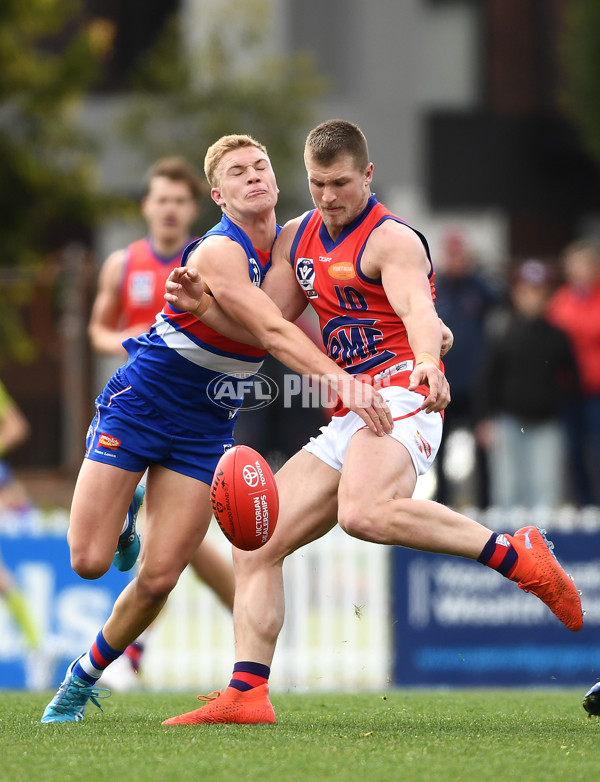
164, 267, 208, 315
334, 376, 394, 436
408, 363, 450, 414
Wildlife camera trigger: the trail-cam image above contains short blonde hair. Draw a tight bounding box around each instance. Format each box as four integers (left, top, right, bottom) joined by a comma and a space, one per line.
204, 134, 268, 188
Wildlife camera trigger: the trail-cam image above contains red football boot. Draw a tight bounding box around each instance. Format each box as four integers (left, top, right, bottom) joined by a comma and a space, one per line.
506, 526, 583, 632
162, 684, 276, 725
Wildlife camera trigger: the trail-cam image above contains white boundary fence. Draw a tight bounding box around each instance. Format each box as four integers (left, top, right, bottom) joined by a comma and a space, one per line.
142, 523, 391, 693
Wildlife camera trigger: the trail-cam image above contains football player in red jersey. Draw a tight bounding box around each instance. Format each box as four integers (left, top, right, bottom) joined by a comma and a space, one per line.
162, 120, 582, 726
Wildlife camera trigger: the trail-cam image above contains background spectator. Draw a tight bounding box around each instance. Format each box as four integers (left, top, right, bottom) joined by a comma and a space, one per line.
475, 260, 578, 509
546, 239, 600, 507
433, 230, 504, 508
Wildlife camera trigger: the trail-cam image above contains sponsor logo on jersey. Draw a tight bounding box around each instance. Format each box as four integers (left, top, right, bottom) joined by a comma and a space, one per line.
322, 315, 387, 368
318, 255, 332, 262
98, 433, 121, 450
327, 261, 355, 280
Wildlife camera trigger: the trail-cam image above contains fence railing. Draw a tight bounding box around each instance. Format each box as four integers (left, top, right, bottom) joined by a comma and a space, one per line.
142, 524, 391, 693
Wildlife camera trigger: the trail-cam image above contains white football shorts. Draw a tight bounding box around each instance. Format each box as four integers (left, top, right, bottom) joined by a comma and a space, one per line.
303, 385, 443, 477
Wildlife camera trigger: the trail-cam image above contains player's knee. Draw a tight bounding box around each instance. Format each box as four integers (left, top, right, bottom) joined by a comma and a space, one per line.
233, 545, 272, 573
338, 502, 378, 542
70, 549, 110, 580
136, 570, 179, 606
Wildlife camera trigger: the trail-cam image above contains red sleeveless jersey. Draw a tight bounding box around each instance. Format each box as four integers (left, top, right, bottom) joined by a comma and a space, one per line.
290, 196, 439, 393
120, 238, 191, 330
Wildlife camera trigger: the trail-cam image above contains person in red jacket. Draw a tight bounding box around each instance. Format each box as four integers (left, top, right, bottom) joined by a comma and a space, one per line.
546, 239, 600, 507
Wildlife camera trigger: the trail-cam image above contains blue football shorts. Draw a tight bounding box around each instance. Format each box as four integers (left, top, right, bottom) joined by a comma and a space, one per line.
85, 371, 234, 485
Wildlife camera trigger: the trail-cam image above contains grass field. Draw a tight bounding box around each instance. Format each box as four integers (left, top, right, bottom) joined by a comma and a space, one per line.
1, 689, 598, 782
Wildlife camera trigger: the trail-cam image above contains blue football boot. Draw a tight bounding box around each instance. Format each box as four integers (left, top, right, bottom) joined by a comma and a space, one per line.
41, 658, 110, 723
113, 485, 144, 572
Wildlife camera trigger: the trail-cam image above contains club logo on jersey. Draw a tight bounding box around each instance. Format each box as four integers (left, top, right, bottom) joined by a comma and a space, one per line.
328, 261, 355, 280
296, 257, 318, 299
98, 433, 121, 450
322, 315, 393, 369
249, 257, 262, 287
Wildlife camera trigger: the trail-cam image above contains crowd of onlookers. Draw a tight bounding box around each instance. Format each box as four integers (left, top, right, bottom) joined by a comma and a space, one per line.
434, 230, 600, 511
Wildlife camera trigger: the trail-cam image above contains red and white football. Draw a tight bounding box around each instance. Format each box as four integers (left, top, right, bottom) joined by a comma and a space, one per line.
210, 445, 279, 551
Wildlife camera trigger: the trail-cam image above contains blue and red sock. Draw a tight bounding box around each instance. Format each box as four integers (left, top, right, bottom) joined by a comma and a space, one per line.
124, 641, 145, 674
228, 661, 270, 692
72, 629, 125, 684
477, 532, 518, 577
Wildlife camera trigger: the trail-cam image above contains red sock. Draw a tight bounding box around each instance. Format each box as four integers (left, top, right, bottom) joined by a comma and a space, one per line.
477, 532, 518, 577
229, 661, 270, 692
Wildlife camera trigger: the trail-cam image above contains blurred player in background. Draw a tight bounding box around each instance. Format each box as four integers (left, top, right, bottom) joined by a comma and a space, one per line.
162, 120, 583, 726
41, 135, 390, 723
546, 239, 600, 507
88, 157, 235, 688
0, 379, 40, 653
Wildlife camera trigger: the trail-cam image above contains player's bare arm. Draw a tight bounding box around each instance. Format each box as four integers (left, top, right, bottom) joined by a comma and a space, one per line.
88, 249, 150, 356
165, 265, 264, 347
260, 218, 308, 322
189, 235, 393, 435
165, 222, 309, 346
364, 221, 450, 413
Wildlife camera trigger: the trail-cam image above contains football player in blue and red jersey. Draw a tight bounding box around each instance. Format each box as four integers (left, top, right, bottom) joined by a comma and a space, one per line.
87, 156, 236, 689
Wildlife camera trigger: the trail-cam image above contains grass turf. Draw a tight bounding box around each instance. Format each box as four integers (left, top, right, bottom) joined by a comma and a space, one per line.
1, 689, 598, 782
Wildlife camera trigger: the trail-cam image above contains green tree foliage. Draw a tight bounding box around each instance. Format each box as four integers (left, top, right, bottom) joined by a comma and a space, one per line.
121, 1, 328, 228
0, 0, 113, 266
561, 0, 600, 166
0, 0, 112, 363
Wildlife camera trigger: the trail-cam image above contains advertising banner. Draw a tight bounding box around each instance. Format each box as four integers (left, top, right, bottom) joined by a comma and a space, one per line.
392, 530, 600, 687
0, 527, 130, 689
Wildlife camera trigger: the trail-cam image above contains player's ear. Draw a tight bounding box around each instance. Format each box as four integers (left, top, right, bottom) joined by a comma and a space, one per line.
211, 187, 225, 207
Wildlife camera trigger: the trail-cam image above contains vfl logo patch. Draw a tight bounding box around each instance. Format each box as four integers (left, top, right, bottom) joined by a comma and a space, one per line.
98, 433, 121, 450
327, 262, 355, 280
249, 257, 262, 287
414, 430, 432, 459
296, 257, 318, 298
128, 272, 155, 304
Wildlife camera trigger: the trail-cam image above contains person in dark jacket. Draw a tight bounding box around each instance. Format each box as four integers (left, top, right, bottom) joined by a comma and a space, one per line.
475, 260, 578, 509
